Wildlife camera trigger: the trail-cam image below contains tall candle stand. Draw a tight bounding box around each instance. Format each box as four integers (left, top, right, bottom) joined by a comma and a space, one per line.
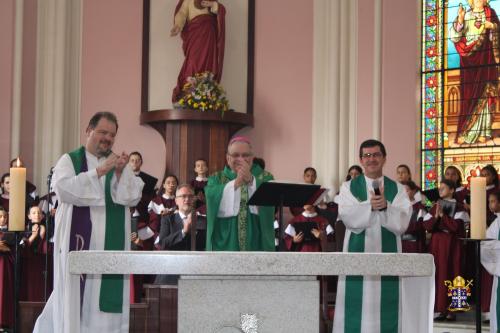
13, 231, 22, 333
462, 237, 494, 333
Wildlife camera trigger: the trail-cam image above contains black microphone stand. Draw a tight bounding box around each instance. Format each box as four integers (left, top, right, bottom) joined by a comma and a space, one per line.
43, 168, 54, 302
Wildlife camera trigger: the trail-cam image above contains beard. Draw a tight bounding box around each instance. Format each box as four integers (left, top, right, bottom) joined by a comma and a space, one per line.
96, 141, 113, 158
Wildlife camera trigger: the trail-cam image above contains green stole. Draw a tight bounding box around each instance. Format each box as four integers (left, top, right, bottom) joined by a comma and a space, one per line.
68, 146, 125, 313
344, 175, 399, 333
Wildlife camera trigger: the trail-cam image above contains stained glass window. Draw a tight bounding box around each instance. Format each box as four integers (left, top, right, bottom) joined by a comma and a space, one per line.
421, 0, 500, 191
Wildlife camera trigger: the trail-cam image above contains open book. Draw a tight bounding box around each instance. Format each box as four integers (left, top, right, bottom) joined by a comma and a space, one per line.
292, 222, 319, 241
438, 199, 456, 218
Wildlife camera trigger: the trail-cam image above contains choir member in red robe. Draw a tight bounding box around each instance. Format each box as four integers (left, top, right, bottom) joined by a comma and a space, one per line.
401, 181, 427, 253
423, 179, 469, 321
0, 174, 9, 212
290, 167, 317, 216
0, 207, 14, 329
171, 0, 226, 102
284, 205, 333, 252
396, 164, 412, 183
148, 175, 178, 250
190, 159, 208, 213
20, 205, 47, 302
446, 166, 469, 206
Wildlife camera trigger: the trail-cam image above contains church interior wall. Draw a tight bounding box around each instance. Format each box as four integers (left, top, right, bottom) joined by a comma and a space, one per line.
379, 0, 420, 182
1, 0, 422, 186
0, 0, 15, 172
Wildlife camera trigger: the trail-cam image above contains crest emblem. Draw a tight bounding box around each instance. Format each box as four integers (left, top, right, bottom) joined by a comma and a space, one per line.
444, 276, 472, 312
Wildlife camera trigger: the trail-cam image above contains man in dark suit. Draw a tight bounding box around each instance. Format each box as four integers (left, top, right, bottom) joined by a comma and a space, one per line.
155, 184, 206, 284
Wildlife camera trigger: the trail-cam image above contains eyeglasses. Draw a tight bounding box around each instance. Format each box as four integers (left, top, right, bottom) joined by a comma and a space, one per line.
361, 152, 383, 159
176, 195, 195, 200
228, 153, 253, 158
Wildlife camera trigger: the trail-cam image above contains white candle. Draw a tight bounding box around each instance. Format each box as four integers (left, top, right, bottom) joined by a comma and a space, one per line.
470, 175, 486, 239
9, 158, 26, 232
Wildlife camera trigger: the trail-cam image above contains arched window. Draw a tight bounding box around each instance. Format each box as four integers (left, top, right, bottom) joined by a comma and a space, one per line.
421, 0, 500, 190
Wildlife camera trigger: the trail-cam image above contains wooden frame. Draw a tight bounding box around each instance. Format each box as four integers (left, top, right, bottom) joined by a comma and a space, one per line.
141, 0, 255, 116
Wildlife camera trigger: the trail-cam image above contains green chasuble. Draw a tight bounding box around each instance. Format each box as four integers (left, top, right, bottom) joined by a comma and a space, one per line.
205, 164, 275, 251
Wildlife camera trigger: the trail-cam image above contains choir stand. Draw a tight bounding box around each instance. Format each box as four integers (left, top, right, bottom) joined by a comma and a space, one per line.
248, 182, 320, 251
461, 238, 494, 333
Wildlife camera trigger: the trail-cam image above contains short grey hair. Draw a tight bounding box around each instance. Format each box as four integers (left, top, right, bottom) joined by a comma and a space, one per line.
226, 139, 253, 154
176, 183, 194, 196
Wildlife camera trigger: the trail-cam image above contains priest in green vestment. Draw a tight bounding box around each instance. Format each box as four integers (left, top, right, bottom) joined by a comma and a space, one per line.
333, 139, 434, 333
205, 136, 275, 251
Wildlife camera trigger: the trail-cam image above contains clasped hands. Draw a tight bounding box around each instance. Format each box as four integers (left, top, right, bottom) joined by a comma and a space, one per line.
96, 151, 129, 179
434, 202, 444, 219
182, 213, 194, 234
234, 160, 253, 189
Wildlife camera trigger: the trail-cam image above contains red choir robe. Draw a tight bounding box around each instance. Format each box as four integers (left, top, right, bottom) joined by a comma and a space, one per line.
0, 196, 8, 212
402, 200, 427, 253
191, 177, 208, 210
20, 222, 48, 302
0, 227, 14, 328
423, 201, 469, 312
284, 212, 332, 252
289, 206, 304, 217
454, 186, 469, 205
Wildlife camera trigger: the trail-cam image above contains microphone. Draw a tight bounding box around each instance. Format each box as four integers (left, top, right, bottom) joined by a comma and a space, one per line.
372, 179, 381, 196
47, 167, 54, 182
372, 179, 386, 211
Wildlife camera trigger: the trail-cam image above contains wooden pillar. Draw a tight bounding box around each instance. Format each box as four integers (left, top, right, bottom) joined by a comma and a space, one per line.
141, 109, 253, 183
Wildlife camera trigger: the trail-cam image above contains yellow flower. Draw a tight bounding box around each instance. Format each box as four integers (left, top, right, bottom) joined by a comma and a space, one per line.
193, 103, 199, 108
188, 99, 192, 105
179, 99, 185, 105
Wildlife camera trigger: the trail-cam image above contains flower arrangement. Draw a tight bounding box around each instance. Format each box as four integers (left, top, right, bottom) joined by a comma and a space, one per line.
176, 71, 229, 114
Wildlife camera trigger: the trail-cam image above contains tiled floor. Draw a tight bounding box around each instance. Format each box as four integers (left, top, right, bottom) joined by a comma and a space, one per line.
433, 309, 490, 333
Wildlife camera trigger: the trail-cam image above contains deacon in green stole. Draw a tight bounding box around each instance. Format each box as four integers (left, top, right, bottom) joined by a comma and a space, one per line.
205, 136, 275, 251
333, 139, 435, 333
33, 112, 144, 333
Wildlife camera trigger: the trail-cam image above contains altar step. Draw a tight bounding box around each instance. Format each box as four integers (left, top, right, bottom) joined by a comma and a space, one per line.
434, 322, 489, 333
433, 307, 490, 333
